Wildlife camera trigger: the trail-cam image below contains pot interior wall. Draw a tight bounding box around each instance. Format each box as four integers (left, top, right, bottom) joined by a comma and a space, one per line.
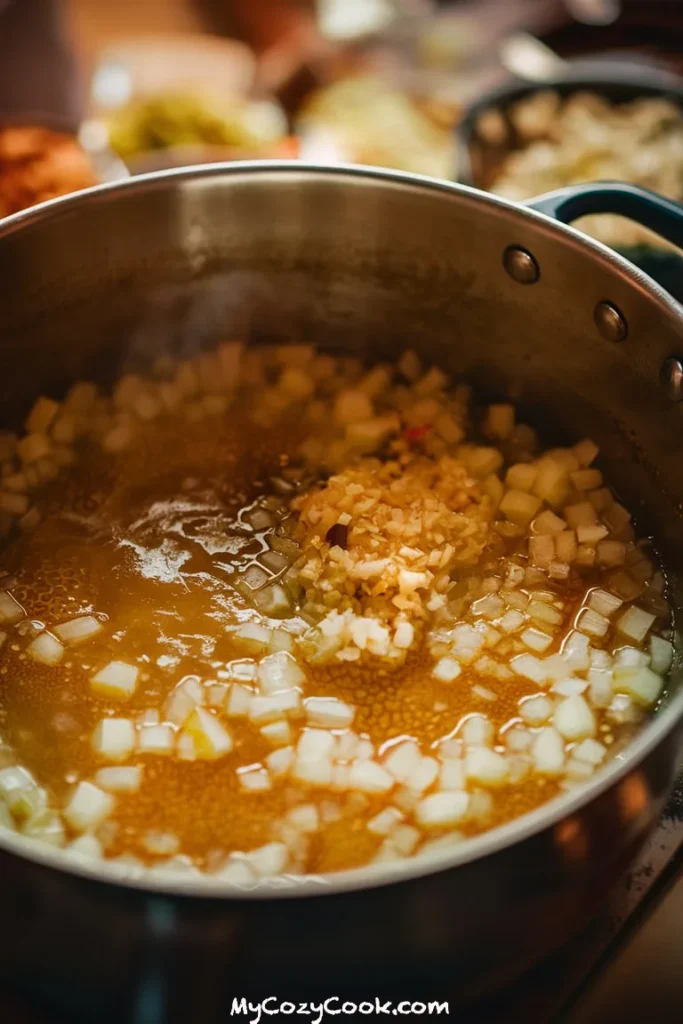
1, 167, 682, 702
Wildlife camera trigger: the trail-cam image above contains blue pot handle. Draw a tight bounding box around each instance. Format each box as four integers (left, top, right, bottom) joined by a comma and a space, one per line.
527, 181, 683, 251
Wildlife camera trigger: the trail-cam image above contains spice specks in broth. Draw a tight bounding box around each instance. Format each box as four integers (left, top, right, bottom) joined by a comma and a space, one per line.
0, 342, 673, 879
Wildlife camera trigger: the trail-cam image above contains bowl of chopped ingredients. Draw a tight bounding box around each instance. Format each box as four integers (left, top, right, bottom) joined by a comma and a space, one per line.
456, 61, 683, 276
0, 163, 682, 1016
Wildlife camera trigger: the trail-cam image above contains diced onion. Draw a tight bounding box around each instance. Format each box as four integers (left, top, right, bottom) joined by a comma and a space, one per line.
95, 766, 143, 793
603, 502, 632, 537
552, 678, 588, 697
527, 601, 563, 628
506, 463, 537, 492
356, 739, 375, 760
27, 631, 64, 666
238, 765, 272, 792
265, 746, 294, 777
231, 623, 272, 655
91, 661, 138, 701
8, 782, 47, 820
261, 719, 292, 747
334, 389, 374, 426
217, 857, 257, 884
367, 807, 404, 836
54, 615, 103, 645
64, 781, 114, 833
521, 627, 553, 652
503, 726, 532, 752
449, 624, 485, 662
298, 729, 336, 759
287, 803, 320, 832
391, 824, 421, 855
484, 404, 515, 440
26, 396, 59, 434
269, 628, 295, 655
577, 608, 610, 639
499, 609, 526, 633
439, 758, 465, 790
564, 502, 597, 529
248, 842, 289, 877
432, 656, 462, 682
500, 489, 542, 526
248, 689, 302, 725
587, 591, 622, 623
510, 653, 549, 685
588, 667, 613, 707
533, 510, 566, 535
613, 664, 663, 707
405, 756, 439, 793
257, 652, 306, 694
528, 535, 554, 571
184, 708, 233, 759
531, 727, 565, 775
226, 682, 254, 717
393, 620, 415, 649
570, 468, 602, 491
207, 683, 229, 707
464, 743, 509, 785
92, 718, 135, 761
616, 606, 656, 643
384, 740, 422, 782
573, 439, 599, 467
17, 432, 52, 464
348, 759, 394, 793
176, 734, 196, 761
561, 630, 590, 671
164, 676, 204, 726
291, 754, 333, 787
461, 714, 494, 746
416, 791, 469, 828
471, 594, 505, 620
0, 765, 35, 800
553, 695, 596, 740
305, 696, 355, 729
533, 459, 570, 508
607, 693, 640, 724
519, 694, 552, 725
138, 709, 160, 727
572, 738, 607, 765
650, 635, 673, 676
137, 724, 175, 755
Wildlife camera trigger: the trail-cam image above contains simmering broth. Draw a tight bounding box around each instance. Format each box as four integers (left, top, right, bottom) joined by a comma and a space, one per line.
0, 343, 672, 880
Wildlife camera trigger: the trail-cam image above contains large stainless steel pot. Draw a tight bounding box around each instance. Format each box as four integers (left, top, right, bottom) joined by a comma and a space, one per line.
1, 165, 683, 1022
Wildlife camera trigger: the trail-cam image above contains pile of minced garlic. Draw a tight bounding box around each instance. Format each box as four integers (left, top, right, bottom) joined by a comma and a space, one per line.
0, 340, 674, 878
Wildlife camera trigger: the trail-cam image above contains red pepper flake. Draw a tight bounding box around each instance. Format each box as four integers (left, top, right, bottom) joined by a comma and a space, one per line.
325, 522, 349, 550
403, 424, 431, 443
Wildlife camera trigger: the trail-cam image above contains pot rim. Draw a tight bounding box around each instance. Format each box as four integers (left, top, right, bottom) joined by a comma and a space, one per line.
0, 160, 681, 900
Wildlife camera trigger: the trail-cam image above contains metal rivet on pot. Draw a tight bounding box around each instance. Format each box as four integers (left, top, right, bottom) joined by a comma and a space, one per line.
660, 357, 683, 402
594, 301, 628, 342
503, 246, 539, 284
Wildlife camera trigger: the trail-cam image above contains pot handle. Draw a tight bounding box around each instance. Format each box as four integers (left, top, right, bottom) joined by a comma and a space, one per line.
527, 181, 683, 250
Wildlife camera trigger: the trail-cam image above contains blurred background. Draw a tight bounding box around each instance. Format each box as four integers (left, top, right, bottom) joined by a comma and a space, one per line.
3, 0, 683, 250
